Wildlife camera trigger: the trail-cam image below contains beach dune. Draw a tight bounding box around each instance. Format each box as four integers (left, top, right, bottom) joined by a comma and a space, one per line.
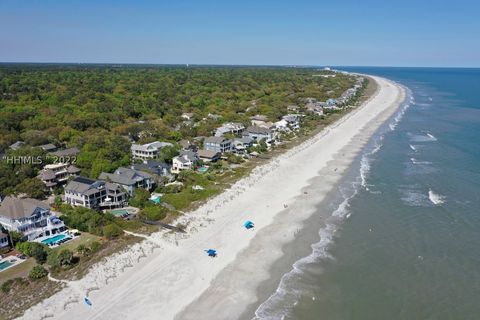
19, 75, 404, 320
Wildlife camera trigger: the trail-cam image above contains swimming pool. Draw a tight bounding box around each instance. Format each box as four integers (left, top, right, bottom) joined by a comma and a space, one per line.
110, 209, 129, 217
0, 260, 13, 271
41, 234, 66, 245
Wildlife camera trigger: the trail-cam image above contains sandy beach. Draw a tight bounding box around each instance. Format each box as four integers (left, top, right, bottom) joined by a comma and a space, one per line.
19, 75, 405, 320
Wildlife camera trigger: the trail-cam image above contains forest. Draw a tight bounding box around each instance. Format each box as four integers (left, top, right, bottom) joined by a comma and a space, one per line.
0, 64, 356, 197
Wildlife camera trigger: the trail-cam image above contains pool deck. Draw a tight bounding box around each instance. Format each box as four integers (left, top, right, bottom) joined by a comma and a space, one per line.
0, 256, 24, 273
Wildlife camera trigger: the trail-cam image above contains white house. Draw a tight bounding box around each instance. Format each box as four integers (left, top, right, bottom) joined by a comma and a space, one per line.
172, 150, 198, 173
214, 122, 245, 137
131, 141, 173, 160
0, 196, 65, 241
244, 126, 273, 141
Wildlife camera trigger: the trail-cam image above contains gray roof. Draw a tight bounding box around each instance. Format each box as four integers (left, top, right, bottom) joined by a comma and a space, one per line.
99, 167, 152, 186
131, 141, 172, 152
197, 149, 219, 159
65, 176, 104, 195
50, 147, 80, 157
67, 165, 80, 173
246, 126, 272, 135
179, 150, 198, 162
234, 136, 254, 144
9, 141, 25, 150
0, 196, 49, 219
204, 136, 231, 144
41, 169, 56, 180
38, 143, 57, 151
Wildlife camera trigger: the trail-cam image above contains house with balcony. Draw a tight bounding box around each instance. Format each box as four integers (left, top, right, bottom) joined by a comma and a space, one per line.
172, 150, 198, 173
0, 232, 9, 249
39, 162, 81, 191
244, 126, 273, 142
64, 176, 127, 210
232, 137, 254, 154
98, 167, 154, 196
131, 141, 173, 160
0, 196, 65, 241
204, 136, 232, 153
214, 122, 245, 137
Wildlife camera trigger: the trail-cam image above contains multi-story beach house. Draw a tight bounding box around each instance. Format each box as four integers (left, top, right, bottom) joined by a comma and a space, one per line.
131, 141, 173, 160
172, 150, 198, 173
197, 149, 221, 163
0, 232, 9, 249
232, 137, 254, 154
132, 160, 171, 177
39, 162, 81, 191
0, 196, 66, 241
98, 167, 154, 196
244, 126, 273, 141
214, 122, 245, 137
64, 176, 127, 209
204, 136, 232, 153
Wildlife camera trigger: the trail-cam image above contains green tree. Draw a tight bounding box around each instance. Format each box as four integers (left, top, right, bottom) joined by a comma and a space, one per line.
29, 265, 48, 280
102, 223, 123, 239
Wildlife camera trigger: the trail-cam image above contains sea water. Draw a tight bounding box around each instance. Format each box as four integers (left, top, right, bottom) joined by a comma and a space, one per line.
254, 68, 480, 319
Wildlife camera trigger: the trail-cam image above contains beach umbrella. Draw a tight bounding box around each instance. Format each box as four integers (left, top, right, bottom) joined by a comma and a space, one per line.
84, 297, 92, 307
243, 220, 255, 229
205, 249, 217, 257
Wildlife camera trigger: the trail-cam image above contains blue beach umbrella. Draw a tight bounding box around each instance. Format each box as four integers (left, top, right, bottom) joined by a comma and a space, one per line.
243, 220, 255, 229
205, 249, 217, 257
84, 297, 92, 307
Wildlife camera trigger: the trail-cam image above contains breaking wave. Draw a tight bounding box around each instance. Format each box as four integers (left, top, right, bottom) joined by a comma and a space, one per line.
428, 189, 445, 205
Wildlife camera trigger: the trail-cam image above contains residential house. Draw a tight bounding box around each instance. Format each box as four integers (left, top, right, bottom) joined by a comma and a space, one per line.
9, 141, 25, 150
214, 122, 245, 137
99, 167, 154, 196
250, 115, 268, 126
64, 176, 126, 209
39, 163, 80, 191
172, 150, 198, 173
0, 232, 9, 249
282, 114, 301, 129
274, 119, 290, 132
232, 137, 254, 154
181, 112, 194, 121
38, 143, 57, 152
131, 141, 173, 160
197, 149, 220, 163
244, 126, 273, 141
204, 136, 232, 153
179, 139, 197, 151
0, 196, 65, 241
49, 147, 80, 160
132, 160, 171, 177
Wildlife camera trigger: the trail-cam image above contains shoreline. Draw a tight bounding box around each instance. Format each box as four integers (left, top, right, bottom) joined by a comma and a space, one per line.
19, 75, 405, 320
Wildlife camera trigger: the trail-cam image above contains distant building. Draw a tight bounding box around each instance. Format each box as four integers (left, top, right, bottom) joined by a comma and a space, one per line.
38, 143, 57, 152
39, 163, 80, 191
197, 149, 221, 163
64, 177, 126, 209
0, 196, 65, 241
181, 112, 194, 121
131, 141, 173, 160
49, 147, 80, 159
9, 141, 25, 150
204, 136, 232, 153
244, 126, 273, 141
214, 122, 245, 137
98, 167, 154, 196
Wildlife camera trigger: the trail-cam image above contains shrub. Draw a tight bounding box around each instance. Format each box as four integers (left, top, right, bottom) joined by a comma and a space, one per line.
90, 241, 101, 253
102, 223, 123, 239
141, 206, 167, 221
16, 242, 49, 264
29, 265, 48, 280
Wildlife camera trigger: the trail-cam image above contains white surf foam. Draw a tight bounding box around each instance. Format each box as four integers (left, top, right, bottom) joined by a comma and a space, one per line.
428, 189, 445, 205
409, 144, 417, 152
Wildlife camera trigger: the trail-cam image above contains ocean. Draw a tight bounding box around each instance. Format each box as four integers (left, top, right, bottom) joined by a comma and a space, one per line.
253, 68, 480, 320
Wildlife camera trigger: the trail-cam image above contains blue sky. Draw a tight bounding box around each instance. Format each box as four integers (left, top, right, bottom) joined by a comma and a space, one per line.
0, 0, 479, 67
